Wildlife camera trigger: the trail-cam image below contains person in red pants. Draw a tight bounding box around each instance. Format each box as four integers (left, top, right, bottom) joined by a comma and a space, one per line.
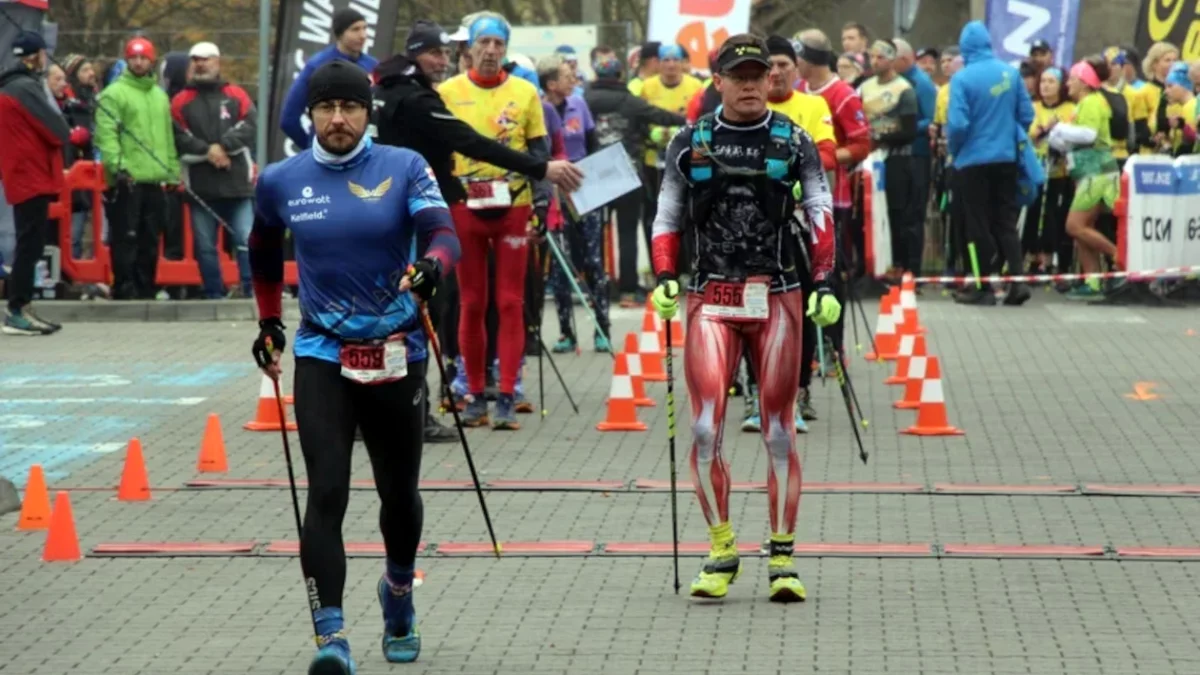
438, 13, 551, 430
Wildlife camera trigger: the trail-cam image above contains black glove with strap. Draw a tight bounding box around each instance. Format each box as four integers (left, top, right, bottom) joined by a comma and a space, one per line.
406, 258, 442, 301
252, 318, 287, 370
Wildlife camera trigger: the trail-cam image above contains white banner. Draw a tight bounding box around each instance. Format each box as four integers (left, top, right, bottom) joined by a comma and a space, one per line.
862, 151, 892, 278
1119, 156, 1200, 273
646, 0, 752, 72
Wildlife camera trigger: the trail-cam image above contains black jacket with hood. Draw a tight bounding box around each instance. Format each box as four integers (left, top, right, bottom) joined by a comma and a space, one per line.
584, 78, 687, 165
171, 79, 257, 200
372, 54, 549, 205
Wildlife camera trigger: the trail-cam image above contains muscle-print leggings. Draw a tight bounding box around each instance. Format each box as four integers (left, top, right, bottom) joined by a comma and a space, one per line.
451, 204, 531, 395
685, 290, 805, 535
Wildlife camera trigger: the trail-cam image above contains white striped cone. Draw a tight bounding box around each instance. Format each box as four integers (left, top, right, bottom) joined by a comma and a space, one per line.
244, 374, 297, 431
894, 355, 925, 409
597, 353, 648, 431
901, 356, 963, 436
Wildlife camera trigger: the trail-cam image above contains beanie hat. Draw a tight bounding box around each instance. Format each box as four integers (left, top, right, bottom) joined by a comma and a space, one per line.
593, 54, 621, 78
332, 8, 366, 38
62, 53, 88, 77
11, 31, 45, 58
766, 35, 796, 62
306, 60, 373, 109
125, 37, 156, 62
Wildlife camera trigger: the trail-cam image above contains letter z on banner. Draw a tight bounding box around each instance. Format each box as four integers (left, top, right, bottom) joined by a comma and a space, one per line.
269, 0, 399, 162
985, 0, 1080, 67
1119, 156, 1200, 273
646, 0, 752, 72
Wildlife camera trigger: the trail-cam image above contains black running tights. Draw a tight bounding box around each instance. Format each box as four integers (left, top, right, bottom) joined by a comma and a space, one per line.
293, 357, 426, 609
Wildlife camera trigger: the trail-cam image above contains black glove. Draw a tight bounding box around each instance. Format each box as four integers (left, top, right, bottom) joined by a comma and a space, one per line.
531, 201, 549, 238
252, 318, 287, 370
406, 258, 441, 301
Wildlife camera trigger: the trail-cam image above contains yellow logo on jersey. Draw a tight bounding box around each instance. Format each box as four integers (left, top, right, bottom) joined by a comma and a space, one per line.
348, 177, 393, 202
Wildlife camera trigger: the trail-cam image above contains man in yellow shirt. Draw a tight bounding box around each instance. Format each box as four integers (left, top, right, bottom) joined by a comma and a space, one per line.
438, 14, 550, 430
640, 43, 703, 241
765, 35, 837, 171
627, 42, 661, 96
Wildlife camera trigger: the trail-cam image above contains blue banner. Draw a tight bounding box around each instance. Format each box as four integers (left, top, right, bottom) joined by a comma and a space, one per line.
985, 0, 1080, 67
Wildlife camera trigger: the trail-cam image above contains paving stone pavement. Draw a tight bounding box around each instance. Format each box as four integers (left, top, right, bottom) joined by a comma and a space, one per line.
2, 293, 1200, 674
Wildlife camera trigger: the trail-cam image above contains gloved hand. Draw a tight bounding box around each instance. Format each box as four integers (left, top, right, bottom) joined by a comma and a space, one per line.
652, 276, 680, 320
252, 318, 287, 379
404, 258, 441, 301
68, 126, 90, 147
529, 209, 548, 239
806, 287, 842, 328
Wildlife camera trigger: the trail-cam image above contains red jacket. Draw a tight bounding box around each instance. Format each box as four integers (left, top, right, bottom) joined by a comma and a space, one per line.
0, 65, 69, 205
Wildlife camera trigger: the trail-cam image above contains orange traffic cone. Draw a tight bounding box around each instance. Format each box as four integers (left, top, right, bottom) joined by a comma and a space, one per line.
899, 273, 927, 334
197, 414, 229, 473
16, 464, 52, 531
650, 297, 685, 350
638, 312, 667, 382
117, 438, 152, 502
244, 374, 298, 431
865, 287, 900, 361
900, 356, 964, 436
623, 333, 656, 407
885, 334, 927, 385
597, 352, 648, 431
894, 355, 926, 410
43, 491, 82, 562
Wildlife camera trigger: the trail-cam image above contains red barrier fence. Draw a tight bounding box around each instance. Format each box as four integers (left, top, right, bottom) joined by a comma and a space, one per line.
47, 161, 299, 288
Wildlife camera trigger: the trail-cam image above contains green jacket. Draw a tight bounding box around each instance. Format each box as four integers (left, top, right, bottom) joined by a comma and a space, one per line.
93, 70, 179, 185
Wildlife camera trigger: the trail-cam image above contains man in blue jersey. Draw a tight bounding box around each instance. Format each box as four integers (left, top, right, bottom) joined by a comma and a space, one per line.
249, 61, 459, 675
280, 8, 379, 151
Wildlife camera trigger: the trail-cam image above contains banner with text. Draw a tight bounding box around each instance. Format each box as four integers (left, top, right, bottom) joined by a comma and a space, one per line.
646, 0, 752, 72
1134, 0, 1200, 63
1118, 156, 1200, 273
985, 0, 1080, 67
269, 0, 399, 163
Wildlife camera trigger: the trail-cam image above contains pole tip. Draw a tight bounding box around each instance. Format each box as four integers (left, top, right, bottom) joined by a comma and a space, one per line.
541, 409, 548, 416
494, 543, 503, 558
861, 419, 870, 428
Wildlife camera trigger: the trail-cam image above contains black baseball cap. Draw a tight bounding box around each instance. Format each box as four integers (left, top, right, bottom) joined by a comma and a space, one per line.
715, 34, 771, 73
11, 31, 46, 58
1029, 39, 1051, 55
916, 47, 939, 60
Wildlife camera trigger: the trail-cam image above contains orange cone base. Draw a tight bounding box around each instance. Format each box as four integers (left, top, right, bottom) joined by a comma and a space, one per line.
597, 420, 649, 431
633, 397, 656, 407
641, 372, 667, 382
884, 375, 907, 385
244, 420, 298, 431
865, 352, 898, 361
894, 400, 921, 410
901, 425, 964, 436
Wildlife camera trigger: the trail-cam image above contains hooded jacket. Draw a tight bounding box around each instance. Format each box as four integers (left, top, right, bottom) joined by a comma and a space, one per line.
584, 78, 687, 166
372, 54, 547, 205
171, 79, 257, 200
0, 63, 70, 205
946, 21, 1035, 169
93, 69, 180, 185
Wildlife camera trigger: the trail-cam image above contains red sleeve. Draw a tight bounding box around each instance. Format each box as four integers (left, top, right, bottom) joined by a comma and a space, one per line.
816, 139, 837, 171
551, 129, 568, 161
223, 84, 254, 120
651, 232, 680, 278
686, 90, 703, 124
170, 90, 197, 129
834, 91, 869, 140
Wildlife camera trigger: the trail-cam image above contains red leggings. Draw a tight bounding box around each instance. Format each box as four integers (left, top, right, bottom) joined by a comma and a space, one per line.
683, 290, 805, 535
452, 204, 531, 395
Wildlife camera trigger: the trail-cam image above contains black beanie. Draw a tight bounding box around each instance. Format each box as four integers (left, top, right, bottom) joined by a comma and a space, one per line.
307, 60, 373, 109
766, 35, 796, 62
332, 8, 366, 38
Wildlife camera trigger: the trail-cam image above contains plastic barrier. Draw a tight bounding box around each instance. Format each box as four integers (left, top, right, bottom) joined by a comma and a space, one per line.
46, 161, 299, 289
861, 150, 892, 278
1118, 156, 1200, 274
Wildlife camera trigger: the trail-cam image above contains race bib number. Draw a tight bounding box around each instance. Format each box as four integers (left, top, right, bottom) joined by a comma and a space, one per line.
465, 180, 513, 210
700, 277, 770, 322
339, 334, 408, 385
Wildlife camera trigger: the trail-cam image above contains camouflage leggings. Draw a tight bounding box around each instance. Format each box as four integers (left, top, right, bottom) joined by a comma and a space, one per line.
549, 209, 610, 340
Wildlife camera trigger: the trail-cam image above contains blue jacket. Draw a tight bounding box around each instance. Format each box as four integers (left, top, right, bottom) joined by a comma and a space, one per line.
947, 21, 1034, 169
902, 65, 937, 157
280, 45, 379, 150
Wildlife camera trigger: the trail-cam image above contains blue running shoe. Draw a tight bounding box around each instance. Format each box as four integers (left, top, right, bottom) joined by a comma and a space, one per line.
594, 333, 612, 353
309, 608, 356, 675
492, 393, 521, 430
377, 576, 421, 663
462, 395, 489, 427
552, 335, 576, 353
514, 358, 534, 413
449, 356, 470, 402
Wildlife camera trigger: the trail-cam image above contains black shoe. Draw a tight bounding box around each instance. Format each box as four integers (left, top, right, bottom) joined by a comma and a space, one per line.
953, 288, 997, 306
1002, 283, 1032, 306
424, 415, 458, 443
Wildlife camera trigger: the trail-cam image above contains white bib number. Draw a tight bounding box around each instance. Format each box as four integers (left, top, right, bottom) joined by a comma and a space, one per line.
338, 335, 408, 385
700, 279, 770, 322
465, 180, 513, 210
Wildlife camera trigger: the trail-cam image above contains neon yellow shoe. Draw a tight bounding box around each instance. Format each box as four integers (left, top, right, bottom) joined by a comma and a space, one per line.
767, 533, 807, 603
690, 521, 741, 599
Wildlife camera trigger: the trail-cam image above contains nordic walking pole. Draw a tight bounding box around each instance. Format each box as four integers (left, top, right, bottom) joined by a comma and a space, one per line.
824, 335, 868, 464
263, 339, 322, 642
417, 303, 501, 558
664, 314, 681, 594
532, 245, 547, 419
544, 231, 614, 358
523, 297, 579, 415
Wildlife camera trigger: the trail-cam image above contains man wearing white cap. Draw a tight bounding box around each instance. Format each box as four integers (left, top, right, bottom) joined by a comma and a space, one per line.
170, 41, 258, 299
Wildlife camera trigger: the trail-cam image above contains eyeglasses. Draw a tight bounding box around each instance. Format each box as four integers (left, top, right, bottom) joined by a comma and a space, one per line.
311, 100, 367, 117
